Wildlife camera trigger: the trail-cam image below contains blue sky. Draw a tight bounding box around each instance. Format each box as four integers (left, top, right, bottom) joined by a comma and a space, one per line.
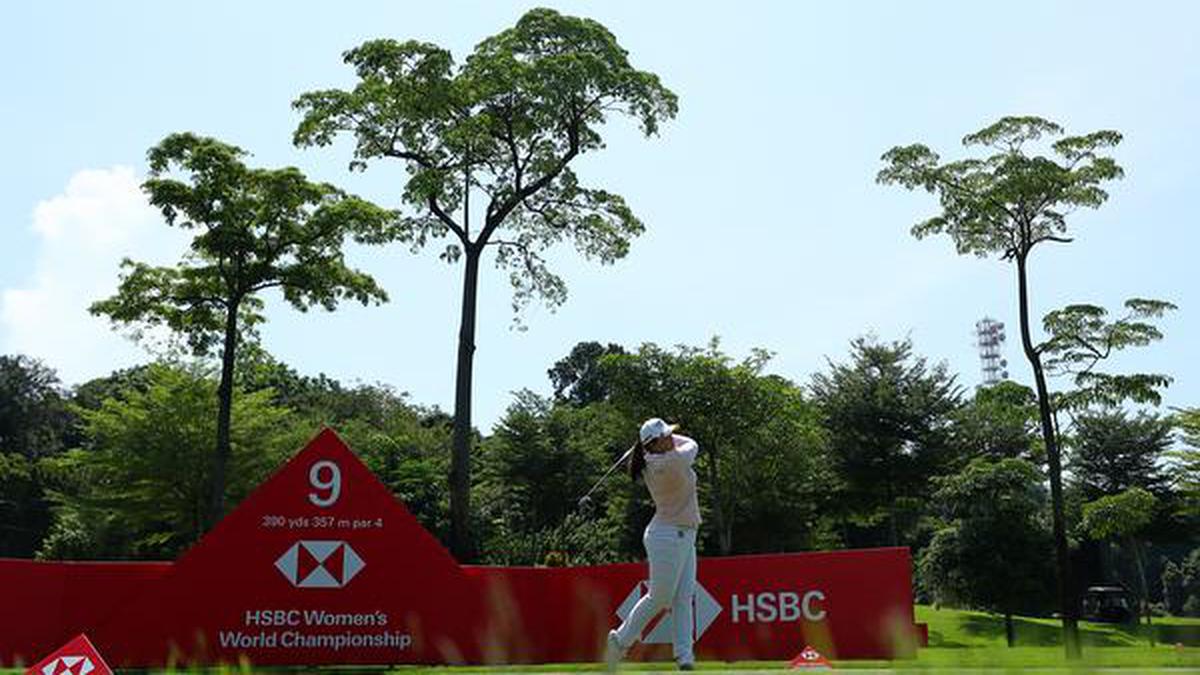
1, 2, 1196, 430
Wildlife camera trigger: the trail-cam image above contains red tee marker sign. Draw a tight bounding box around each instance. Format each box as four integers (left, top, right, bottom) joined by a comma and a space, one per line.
25, 634, 112, 675
789, 644, 833, 670
91, 428, 484, 666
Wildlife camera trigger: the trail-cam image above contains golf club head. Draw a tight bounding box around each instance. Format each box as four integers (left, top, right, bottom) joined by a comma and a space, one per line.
577, 495, 592, 512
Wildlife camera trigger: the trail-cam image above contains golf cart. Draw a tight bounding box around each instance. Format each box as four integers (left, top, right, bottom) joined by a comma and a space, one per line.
1081, 585, 1137, 624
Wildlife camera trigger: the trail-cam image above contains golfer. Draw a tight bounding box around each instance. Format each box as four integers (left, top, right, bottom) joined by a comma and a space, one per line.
606, 417, 700, 672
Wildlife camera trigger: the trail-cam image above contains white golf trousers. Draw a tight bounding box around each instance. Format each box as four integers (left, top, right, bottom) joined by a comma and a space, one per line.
614, 521, 698, 664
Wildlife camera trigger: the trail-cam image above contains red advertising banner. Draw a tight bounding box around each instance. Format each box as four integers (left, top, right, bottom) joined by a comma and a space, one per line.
0, 429, 916, 667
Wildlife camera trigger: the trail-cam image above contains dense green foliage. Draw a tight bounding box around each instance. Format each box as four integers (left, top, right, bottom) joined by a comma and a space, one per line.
949, 380, 1041, 463
602, 342, 832, 555
476, 392, 628, 565
1162, 548, 1200, 617
0, 355, 71, 556
1173, 408, 1200, 518
37, 364, 302, 559
920, 457, 1056, 645
5, 335, 1194, 625
809, 337, 960, 549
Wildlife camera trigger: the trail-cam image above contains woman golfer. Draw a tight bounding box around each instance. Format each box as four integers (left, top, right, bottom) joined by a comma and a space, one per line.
606, 417, 700, 672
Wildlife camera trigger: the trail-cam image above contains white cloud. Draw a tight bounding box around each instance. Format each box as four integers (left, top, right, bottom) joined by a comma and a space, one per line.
1, 167, 188, 384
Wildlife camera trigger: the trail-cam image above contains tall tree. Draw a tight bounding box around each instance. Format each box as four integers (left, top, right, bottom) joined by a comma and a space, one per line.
1070, 410, 1173, 500
1161, 547, 1200, 617
603, 340, 832, 555
1042, 300, 1177, 548
333, 401, 455, 541
38, 363, 300, 560
71, 365, 154, 411
1179, 408, 1200, 451
920, 457, 1055, 647
91, 133, 392, 528
548, 341, 626, 405
292, 8, 678, 559
0, 355, 70, 556
0, 355, 69, 460
1081, 487, 1158, 643
879, 117, 1129, 657
809, 337, 961, 549
476, 390, 629, 564
1171, 408, 1200, 515
235, 346, 458, 539
1040, 299, 1175, 416
236, 345, 419, 427
950, 381, 1041, 463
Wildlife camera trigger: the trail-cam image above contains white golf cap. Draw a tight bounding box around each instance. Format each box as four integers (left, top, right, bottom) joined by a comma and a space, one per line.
639, 417, 678, 443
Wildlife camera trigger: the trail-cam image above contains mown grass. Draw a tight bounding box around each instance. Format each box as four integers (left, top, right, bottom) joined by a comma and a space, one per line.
7, 606, 1200, 672
916, 604, 1200, 649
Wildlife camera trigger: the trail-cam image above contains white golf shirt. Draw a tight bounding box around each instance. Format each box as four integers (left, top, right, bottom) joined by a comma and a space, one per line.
642, 434, 701, 529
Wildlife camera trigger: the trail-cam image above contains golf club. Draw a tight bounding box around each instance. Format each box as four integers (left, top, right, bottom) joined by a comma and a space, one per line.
576, 442, 637, 512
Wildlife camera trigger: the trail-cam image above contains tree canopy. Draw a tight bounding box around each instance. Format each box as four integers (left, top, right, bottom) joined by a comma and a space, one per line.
91, 132, 393, 527
809, 336, 962, 548
293, 8, 678, 559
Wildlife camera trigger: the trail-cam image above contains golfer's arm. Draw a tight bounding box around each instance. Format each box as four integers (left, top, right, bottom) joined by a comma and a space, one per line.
673, 434, 699, 464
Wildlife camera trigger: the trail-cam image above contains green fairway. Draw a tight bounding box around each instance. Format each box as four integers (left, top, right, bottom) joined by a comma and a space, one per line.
915, 604, 1200, 649
7, 606, 1200, 673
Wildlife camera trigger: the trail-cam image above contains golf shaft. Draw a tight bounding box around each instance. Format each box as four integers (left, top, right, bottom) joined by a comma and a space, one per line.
579, 443, 636, 505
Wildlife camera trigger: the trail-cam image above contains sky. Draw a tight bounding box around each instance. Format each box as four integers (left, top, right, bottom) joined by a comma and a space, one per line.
1, 2, 1197, 431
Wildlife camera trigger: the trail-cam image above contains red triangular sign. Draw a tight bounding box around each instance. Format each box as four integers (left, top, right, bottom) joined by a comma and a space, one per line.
91, 428, 482, 665
24, 634, 112, 675
789, 644, 833, 670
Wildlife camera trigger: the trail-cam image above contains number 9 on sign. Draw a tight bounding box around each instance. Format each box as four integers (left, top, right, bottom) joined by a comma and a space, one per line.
308, 461, 341, 507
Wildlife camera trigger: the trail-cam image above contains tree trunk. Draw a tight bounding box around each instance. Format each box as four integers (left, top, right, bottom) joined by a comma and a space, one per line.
1016, 252, 1081, 659
1131, 538, 1155, 646
704, 444, 732, 555
885, 478, 899, 548
1005, 612, 1016, 647
208, 301, 240, 529
449, 247, 481, 561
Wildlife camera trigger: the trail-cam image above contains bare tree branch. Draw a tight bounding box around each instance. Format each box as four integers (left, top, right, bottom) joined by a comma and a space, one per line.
428, 196, 468, 243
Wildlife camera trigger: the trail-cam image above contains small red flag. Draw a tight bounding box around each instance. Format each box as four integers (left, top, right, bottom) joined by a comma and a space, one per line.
24, 634, 112, 675
789, 644, 833, 670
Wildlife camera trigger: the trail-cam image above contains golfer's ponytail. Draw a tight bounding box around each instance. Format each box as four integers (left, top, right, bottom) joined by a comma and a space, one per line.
629, 441, 647, 483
